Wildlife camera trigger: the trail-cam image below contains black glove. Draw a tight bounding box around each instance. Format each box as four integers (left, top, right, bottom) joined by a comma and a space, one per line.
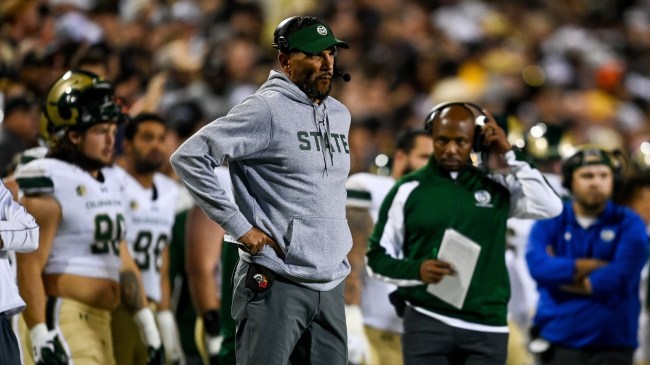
209, 353, 220, 365
203, 309, 223, 364
147, 344, 165, 365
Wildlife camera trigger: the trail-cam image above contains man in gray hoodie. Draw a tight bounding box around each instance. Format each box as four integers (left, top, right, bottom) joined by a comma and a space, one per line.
170, 15, 352, 365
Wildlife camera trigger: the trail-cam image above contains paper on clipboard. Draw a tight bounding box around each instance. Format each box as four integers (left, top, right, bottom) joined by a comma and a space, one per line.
427, 229, 481, 309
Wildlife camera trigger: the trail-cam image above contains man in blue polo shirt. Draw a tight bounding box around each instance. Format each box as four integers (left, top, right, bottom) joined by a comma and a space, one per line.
527, 146, 649, 365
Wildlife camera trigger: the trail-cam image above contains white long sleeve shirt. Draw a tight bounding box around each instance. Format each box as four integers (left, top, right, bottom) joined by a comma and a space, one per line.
0, 180, 39, 315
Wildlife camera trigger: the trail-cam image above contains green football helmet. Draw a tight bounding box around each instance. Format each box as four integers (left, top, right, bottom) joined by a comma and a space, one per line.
41, 70, 124, 144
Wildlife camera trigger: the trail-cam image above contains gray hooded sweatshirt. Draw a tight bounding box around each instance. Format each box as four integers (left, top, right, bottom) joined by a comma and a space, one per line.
170, 70, 352, 291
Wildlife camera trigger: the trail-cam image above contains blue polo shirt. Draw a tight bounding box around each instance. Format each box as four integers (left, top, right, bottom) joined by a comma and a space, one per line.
526, 201, 648, 348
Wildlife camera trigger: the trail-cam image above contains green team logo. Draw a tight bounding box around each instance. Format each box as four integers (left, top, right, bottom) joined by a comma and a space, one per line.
296, 131, 349, 154
76, 185, 87, 196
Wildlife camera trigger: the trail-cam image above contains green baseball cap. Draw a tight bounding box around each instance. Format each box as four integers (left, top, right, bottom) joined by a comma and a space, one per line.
285, 23, 349, 54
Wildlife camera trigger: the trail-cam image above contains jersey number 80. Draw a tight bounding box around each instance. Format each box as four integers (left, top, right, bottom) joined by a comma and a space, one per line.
91, 213, 125, 255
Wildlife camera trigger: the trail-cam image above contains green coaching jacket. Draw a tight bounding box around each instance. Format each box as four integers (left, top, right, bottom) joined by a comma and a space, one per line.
366, 150, 562, 328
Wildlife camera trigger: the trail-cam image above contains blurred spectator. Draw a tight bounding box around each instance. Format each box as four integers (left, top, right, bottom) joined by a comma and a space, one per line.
617, 171, 650, 365
3, 0, 650, 360
0, 95, 39, 177
70, 42, 113, 80
0, 0, 44, 68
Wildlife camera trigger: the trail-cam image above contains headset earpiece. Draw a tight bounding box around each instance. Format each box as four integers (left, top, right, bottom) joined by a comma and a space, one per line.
561, 154, 577, 190
277, 36, 289, 52
273, 16, 300, 53
424, 101, 488, 153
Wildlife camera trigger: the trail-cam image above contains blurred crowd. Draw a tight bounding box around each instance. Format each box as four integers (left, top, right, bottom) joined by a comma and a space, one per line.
3, 0, 650, 364
2, 0, 650, 176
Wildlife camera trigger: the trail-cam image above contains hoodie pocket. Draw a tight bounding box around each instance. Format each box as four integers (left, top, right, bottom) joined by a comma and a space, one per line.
285, 217, 352, 275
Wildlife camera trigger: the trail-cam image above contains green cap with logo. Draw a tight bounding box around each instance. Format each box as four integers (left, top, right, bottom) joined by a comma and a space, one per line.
279, 23, 349, 54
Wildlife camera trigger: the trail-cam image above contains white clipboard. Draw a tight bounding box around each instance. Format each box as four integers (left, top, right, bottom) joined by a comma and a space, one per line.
426, 229, 481, 309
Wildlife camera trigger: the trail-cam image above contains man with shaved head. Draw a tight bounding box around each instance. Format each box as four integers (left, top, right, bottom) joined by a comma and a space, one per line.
367, 102, 563, 364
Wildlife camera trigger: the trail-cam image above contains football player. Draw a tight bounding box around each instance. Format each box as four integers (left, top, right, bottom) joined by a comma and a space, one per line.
345, 128, 433, 365
15, 70, 163, 365
112, 113, 183, 364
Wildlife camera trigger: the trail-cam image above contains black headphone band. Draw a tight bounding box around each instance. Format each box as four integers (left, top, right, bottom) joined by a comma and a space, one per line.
424, 101, 490, 155
424, 101, 487, 132
272, 16, 300, 52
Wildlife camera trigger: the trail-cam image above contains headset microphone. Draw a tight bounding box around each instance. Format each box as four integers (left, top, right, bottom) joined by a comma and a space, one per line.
335, 67, 351, 82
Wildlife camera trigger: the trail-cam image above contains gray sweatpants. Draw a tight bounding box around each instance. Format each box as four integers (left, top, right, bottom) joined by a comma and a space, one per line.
232, 260, 347, 365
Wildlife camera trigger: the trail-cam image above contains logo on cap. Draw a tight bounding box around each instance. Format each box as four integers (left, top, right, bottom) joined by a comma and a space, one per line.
317, 25, 327, 36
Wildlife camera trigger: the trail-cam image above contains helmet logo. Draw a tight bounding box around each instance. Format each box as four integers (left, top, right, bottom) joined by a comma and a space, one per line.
81, 111, 92, 123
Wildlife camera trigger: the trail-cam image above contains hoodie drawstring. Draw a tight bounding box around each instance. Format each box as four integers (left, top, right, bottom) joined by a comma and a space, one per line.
314, 104, 334, 176
325, 117, 334, 165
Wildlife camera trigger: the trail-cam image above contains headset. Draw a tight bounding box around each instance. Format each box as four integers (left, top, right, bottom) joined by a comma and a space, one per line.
272, 16, 298, 53
272, 16, 351, 82
561, 146, 625, 191
424, 101, 489, 153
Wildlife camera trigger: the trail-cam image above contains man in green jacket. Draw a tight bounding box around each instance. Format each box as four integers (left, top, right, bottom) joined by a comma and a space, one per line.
366, 102, 563, 364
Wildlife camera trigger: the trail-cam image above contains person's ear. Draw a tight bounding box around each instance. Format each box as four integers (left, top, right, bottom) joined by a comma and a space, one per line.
392, 150, 406, 173
68, 130, 82, 146
279, 53, 290, 74
122, 140, 132, 155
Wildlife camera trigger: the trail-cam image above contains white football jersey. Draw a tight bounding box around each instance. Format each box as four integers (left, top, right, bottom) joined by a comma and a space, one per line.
122, 170, 179, 303
16, 158, 127, 281
346, 172, 402, 333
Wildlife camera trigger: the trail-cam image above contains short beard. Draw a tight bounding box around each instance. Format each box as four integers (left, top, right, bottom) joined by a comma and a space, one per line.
579, 201, 606, 213
135, 159, 163, 174
297, 71, 331, 101
301, 80, 331, 101
76, 152, 110, 172
575, 196, 608, 215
